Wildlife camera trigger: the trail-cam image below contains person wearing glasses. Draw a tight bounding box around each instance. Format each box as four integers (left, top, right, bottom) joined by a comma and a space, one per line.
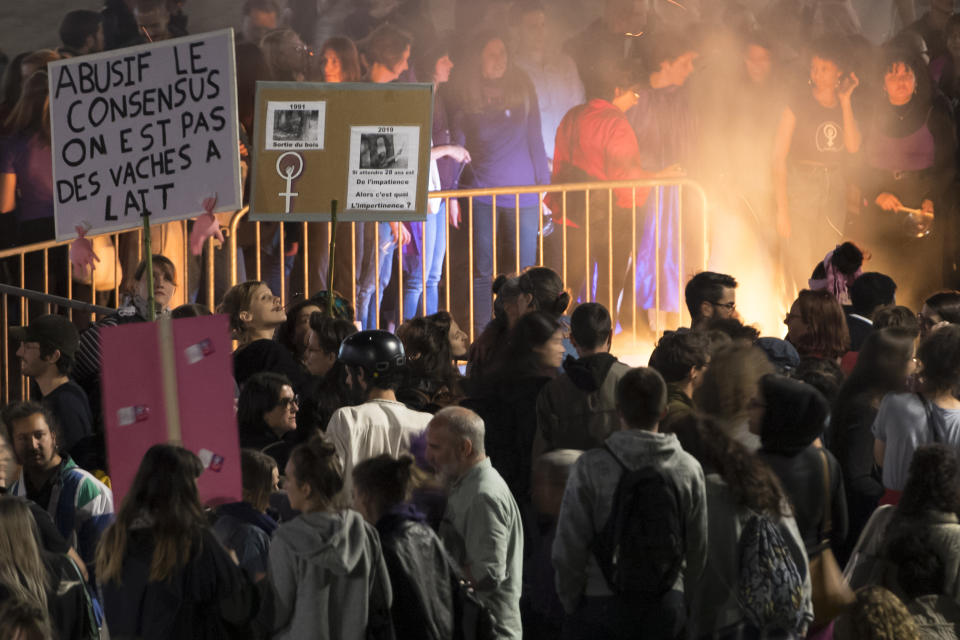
918, 290, 960, 338
683, 271, 738, 331
237, 371, 301, 472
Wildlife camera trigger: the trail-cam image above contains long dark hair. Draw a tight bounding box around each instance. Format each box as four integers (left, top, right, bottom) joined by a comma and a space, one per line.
686, 416, 791, 518
238, 372, 291, 441
451, 30, 530, 115
830, 327, 916, 453
505, 310, 562, 378
320, 36, 363, 82
788, 289, 850, 360
96, 444, 206, 583
396, 311, 462, 396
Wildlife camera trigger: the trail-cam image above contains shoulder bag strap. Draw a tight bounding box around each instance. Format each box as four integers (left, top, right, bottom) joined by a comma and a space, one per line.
918, 392, 945, 444
818, 447, 832, 544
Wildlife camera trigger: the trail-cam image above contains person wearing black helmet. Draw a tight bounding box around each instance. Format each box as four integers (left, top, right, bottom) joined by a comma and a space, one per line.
326, 330, 433, 496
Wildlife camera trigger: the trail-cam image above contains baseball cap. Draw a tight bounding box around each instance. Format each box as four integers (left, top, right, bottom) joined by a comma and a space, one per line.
9, 315, 80, 358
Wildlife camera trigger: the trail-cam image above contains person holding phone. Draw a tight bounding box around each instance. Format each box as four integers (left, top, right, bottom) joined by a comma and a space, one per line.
773, 39, 861, 294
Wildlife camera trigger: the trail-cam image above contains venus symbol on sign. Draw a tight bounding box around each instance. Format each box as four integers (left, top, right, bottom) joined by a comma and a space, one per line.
276, 152, 304, 213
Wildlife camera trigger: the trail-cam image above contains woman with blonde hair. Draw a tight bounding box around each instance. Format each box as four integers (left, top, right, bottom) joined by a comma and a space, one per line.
218, 280, 306, 392
0, 497, 95, 639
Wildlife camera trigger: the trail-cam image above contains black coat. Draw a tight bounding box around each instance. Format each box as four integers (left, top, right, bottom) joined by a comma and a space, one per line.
101, 528, 256, 640
376, 508, 455, 640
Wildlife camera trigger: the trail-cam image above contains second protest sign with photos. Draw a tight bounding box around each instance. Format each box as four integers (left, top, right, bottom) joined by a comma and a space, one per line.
250, 82, 433, 222
48, 29, 241, 240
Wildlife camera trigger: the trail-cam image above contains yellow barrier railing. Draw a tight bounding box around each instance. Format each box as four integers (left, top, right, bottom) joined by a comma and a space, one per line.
0, 178, 708, 403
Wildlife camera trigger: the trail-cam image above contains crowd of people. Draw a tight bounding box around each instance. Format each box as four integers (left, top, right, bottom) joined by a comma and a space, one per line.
6, 0, 960, 639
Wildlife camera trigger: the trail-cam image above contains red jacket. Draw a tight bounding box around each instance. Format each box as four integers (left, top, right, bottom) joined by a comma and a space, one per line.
547, 99, 652, 211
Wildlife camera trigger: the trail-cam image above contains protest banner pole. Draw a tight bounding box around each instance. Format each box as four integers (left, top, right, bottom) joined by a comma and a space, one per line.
326, 199, 338, 317
143, 212, 156, 321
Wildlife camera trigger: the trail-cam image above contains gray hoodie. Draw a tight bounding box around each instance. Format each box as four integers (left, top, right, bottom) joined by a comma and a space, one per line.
552, 429, 708, 613
259, 509, 393, 640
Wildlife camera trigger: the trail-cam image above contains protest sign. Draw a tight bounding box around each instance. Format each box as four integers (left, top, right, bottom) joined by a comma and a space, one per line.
100, 314, 241, 506
49, 29, 241, 241
250, 82, 433, 222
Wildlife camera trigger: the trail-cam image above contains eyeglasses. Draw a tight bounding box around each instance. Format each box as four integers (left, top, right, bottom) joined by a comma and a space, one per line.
710, 301, 736, 311
279, 395, 299, 409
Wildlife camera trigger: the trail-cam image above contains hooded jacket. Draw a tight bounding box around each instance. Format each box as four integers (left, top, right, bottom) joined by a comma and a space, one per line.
258, 509, 394, 640
552, 429, 708, 613
534, 354, 630, 456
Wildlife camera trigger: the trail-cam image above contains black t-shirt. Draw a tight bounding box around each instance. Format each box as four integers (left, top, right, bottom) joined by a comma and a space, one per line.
232, 339, 307, 393
788, 89, 846, 166
42, 380, 94, 453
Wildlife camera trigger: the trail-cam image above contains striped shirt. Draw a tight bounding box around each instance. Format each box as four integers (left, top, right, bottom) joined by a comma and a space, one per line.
11, 456, 114, 570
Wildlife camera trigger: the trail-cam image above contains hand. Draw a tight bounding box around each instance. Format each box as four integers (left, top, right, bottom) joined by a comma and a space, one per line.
447, 145, 471, 164
922, 198, 935, 215
838, 72, 860, 102
238, 140, 249, 159
390, 221, 412, 246
875, 192, 903, 211
449, 199, 461, 229
228, 549, 240, 565
776, 210, 791, 239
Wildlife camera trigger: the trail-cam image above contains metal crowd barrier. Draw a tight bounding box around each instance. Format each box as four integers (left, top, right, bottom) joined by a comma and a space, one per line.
0, 178, 709, 404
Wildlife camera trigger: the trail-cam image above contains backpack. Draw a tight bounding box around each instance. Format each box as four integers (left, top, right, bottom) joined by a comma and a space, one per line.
591, 444, 684, 601
737, 512, 812, 634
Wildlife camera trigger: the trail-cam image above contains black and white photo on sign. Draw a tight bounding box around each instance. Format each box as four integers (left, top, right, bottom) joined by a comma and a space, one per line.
346, 125, 420, 211
357, 133, 409, 169
265, 101, 326, 150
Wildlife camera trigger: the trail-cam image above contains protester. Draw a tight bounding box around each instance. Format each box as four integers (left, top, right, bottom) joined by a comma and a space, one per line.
846, 273, 899, 351
326, 330, 433, 495
534, 302, 630, 456
219, 280, 307, 392
857, 48, 956, 311
552, 367, 707, 640
683, 416, 813, 639
832, 586, 920, 639
464, 310, 564, 505
647, 328, 711, 431
755, 375, 848, 555
873, 324, 960, 503
829, 327, 918, 560
212, 449, 279, 578
11, 315, 93, 464
277, 298, 322, 364
74, 255, 178, 419
918, 290, 960, 338
299, 313, 357, 432
237, 372, 300, 471
784, 288, 851, 362
449, 30, 551, 336
467, 266, 570, 383
396, 311, 468, 411
694, 342, 774, 451
426, 406, 524, 640
0, 497, 96, 640
97, 444, 256, 638
257, 436, 394, 639
3, 402, 113, 576
684, 271, 738, 331
773, 39, 861, 291
352, 454, 454, 640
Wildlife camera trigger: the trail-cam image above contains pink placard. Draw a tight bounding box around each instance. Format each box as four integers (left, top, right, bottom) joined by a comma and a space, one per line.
101, 315, 241, 507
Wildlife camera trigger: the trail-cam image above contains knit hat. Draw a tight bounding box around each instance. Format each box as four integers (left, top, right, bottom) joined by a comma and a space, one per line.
758, 374, 829, 455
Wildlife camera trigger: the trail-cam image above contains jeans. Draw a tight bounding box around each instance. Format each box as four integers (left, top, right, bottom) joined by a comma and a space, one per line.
472, 201, 539, 335
355, 221, 381, 329
636, 185, 681, 313
402, 202, 447, 319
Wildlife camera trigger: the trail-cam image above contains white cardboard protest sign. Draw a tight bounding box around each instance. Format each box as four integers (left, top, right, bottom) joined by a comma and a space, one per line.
48, 29, 241, 240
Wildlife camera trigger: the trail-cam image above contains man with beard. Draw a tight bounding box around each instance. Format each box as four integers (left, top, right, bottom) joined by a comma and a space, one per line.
4, 402, 113, 577
426, 406, 523, 640
326, 330, 432, 495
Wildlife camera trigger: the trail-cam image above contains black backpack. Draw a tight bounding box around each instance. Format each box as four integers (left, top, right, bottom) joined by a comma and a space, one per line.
591, 444, 685, 601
